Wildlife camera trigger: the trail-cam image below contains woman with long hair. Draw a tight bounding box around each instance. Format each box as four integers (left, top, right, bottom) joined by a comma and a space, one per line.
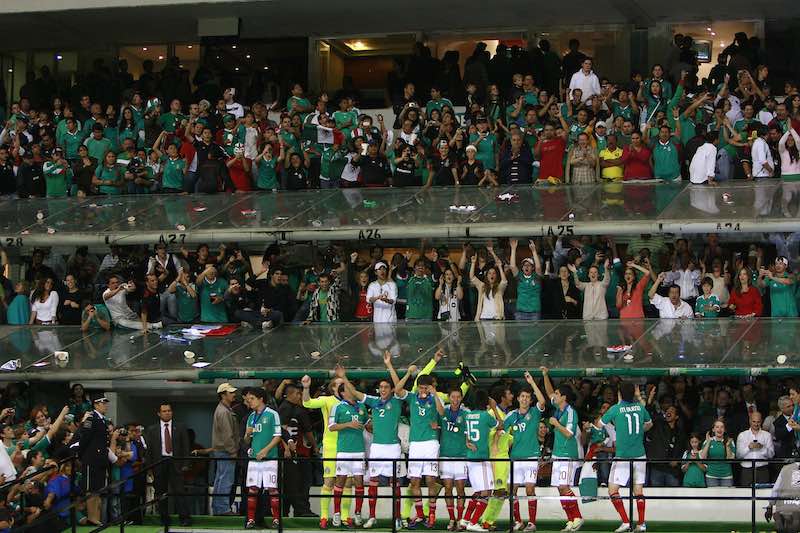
700, 420, 736, 487
29, 277, 59, 325
727, 267, 762, 318
544, 264, 582, 319
569, 259, 611, 319
470, 244, 507, 320
435, 267, 463, 322
779, 128, 800, 217
117, 107, 141, 148
616, 261, 652, 319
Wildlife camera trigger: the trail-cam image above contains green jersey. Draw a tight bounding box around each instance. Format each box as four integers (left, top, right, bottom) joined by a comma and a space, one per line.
256, 158, 278, 190
551, 400, 579, 458
426, 98, 453, 118
695, 294, 721, 317
43, 161, 71, 197
329, 400, 368, 453
651, 138, 681, 180
440, 405, 470, 458
406, 276, 433, 320
600, 400, 651, 458
158, 112, 186, 133
402, 392, 440, 443
515, 272, 542, 313
161, 156, 186, 190
85, 136, 113, 162
681, 450, 706, 487
176, 284, 198, 322
363, 395, 402, 445
468, 132, 498, 170
465, 410, 497, 460
247, 406, 281, 460
703, 438, 734, 479
199, 277, 228, 322
504, 406, 543, 459
59, 129, 83, 160
95, 164, 124, 195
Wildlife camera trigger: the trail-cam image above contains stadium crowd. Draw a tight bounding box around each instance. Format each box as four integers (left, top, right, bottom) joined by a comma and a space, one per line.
0, 356, 797, 532
1, 230, 798, 329
0, 34, 798, 196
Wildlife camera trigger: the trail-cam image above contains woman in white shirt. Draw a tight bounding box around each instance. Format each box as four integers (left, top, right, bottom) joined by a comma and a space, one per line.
470, 245, 507, 321
435, 268, 463, 321
29, 277, 59, 325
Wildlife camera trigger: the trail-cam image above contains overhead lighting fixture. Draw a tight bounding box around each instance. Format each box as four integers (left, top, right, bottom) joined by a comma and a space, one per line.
7, 68, 12, 73
348, 40, 369, 51
232, 45, 237, 49
245, 54, 251, 59
55, 54, 63, 61
234, 67, 239, 71
187, 45, 193, 49
710, 32, 716, 36
142, 47, 148, 51
158, 55, 164, 60
706, 27, 712, 31
263, 66, 269, 70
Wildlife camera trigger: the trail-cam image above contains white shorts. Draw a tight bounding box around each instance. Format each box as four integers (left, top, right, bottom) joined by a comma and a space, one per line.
551, 458, 578, 487
408, 440, 439, 478
439, 458, 468, 481
512, 459, 539, 486
368, 443, 402, 478
335, 452, 366, 477
246, 460, 278, 489
609, 456, 646, 487
467, 461, 494, 492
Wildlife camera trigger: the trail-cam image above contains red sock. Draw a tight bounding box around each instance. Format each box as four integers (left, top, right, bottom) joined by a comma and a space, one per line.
611, 492, 629, 523
355, 486, 364, 515
368, 483, 378, 518
527, 499, 537, 524
394, 485, 402, 519
464, 498, 477, 522
415, 499, 424, 520
513, 500, 521, 522
560, 498, 572, 520
471, 499, 488, 525
269, 490, 280, 521
428, 502, 436, 522
636, 496, 646, 523
333, 486, 343, 515
247, 489, 258, 522
457, 500, 465, 521
447, 503, 456, 520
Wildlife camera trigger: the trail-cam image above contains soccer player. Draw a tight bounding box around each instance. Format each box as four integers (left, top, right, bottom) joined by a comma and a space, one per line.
504, 372, 547, 532
389, 354, 445, 529
329, 380, 370, 528
440, 386, 470, 531
343, 354, 416, 529
302, 366, 349, 529
595, 382, 652, 533
541, 366, 584, 532
479, 385, 514, 530
243, 387, 283, 530
462, 390, 502, 532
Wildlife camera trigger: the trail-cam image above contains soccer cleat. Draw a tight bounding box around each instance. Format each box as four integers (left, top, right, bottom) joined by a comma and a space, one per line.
354, 514, 363, 527
272, 518, 280, 529
447, 519, 456, 531
513, 521, 524, 531
396, 519, 405, 530
408, 517, 425, 529
523, 523, 537, 532
466, 523, 487, 532
320, 518, 329, 529
559, 521, 574, 532
401, 519, 409, 529
570, 518, 584, 531
364, 517, 377, 529
427, 514, 436, 529
245, 520, 257, 530
634, 524, 647, 532
458, 519, 469, 531
346, 518, 355, 529
332, 512, 342, 527
614, 523, 631, 533
482, 522, 496, 531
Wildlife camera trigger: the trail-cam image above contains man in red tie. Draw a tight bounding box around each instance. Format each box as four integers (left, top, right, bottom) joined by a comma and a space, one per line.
145, 402, 192, 527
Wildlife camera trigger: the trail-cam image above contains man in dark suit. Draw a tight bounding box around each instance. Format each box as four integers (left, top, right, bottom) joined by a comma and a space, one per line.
773, 396, 796, 462
144, 402, 192, 527
75, 392, 111, 526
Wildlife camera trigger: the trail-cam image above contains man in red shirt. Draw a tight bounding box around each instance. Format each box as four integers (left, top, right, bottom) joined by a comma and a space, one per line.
534, 123, 566, 184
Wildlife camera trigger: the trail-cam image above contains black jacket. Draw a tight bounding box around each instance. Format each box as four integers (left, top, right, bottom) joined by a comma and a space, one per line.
76, 411, 110, 468
773, 413, 795, 459
144, 420, 190, 468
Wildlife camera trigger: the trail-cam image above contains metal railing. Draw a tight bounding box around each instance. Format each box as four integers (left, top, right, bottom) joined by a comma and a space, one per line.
7, 454, 785, 533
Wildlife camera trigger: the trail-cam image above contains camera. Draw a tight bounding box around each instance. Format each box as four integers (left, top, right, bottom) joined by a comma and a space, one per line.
117, 427, 128, 437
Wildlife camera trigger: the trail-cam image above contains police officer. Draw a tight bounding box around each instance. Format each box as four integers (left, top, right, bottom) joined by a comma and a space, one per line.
75, 392, 111, 526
